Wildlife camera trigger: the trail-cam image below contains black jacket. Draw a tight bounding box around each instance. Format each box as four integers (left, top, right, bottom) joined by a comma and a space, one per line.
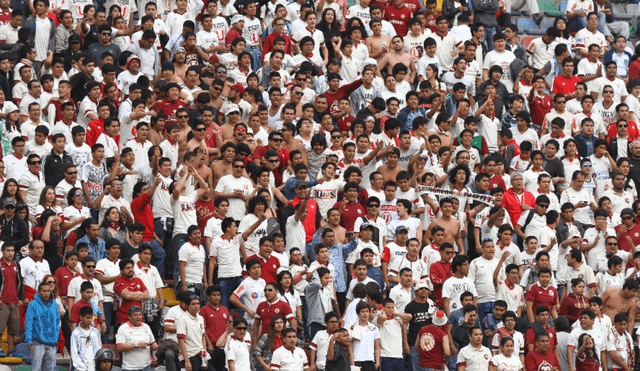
0, 215, 29, 252
607, 135, 636, 162
42, 151, 75, 188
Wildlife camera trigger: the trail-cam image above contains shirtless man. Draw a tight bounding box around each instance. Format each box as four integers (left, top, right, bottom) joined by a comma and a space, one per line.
286, 84, 305, 118
220, 104, 242, 141
425, 197, 465, 254
148, 115, 164, 146
377, 148, 406, 183
327, 208, 348, 244
281, 123, 308, 165
365, 18, 393, 63
172, 49, 189, 81
425, 114, 454, 149
175, 107, 192, 161
377, 36, 416, 82
211, 142, 237, 187
223, 123, 257, 153
196, 150, 214, 187
600, 281, 639, 332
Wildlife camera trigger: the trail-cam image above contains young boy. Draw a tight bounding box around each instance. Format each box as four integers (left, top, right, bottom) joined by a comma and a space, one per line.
475, 97, 501, 153
65, 126, 92, 169
55, 251, 81, 307
81, 144, 117, 212
509, 140, 533, 174
595, 255, 624, 296
305, 267, 333, 340
159, 123, 180, 170
309, 311, 341, 371
491, 310, 525, 362
70, 306, 102, 371
501, 95, 526, 129
0, 244, 23, 358
417, 38, 441, 82
376, 298, 411, 369
483, 33, 516, 92
606, 313, 634, 371
348, 301, 380, 370
69, 281, 105, 332
307, 244, 337, 305
574, 118, 598, 158
25, 125, 53, 158
75, 244, 90, 274
230, 258, 266, 328
95, 118, 120, 158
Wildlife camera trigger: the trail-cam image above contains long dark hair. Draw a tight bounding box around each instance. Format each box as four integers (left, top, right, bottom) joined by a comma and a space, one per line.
266, 315, 285, 353
100, 206, 127, 232
577, 333, 599, 366
4, 108, 21, 134
277, 270, 295, 297
342, 17, 367, 39
0, 179, 23, 204
317, 8, 340, 35
554, 17, 571, 40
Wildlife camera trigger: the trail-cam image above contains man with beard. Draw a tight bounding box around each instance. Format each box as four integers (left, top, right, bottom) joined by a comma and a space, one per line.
378, 36, 416, 82
524, 333, 560, 371
113, 259, 150, 325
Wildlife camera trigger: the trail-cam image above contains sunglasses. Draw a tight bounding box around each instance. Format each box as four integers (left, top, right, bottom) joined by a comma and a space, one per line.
264, 288, 275, 292
622, 216, 633, 220
30, 161, 42, 165
233, 165, 244, 169
101, 32, 111, 36
606, 243, 618, 246
75, 192, 83, 196
582, 164, 592, 167
67, 171, 78, 175
213, 87, 223, 91
294, 91, 304, 96
236, 128, 247, 132
46, 281, 56, 284
538, 204, 549, 209
268, 159, 279, 163
331, 135, 341, 139
194, 127, 205, 132
419, 157, 428, 161
604, 91, 614, 94
177, 115, 188, 119
271, 138, 283, 142
619, 125, 628, 128
86, 265, 96, 269
369, 204, 379, 208
216, 70, 227, 74
235, 327, 248, 330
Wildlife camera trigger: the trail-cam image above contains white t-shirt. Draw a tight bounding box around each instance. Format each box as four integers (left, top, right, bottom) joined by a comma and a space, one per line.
210, 234, 245, 278
489, 353, 523, 371
468, 256, 503, 304
232, 276, 265, 325
442, 276, 477, 312
115, 322, 156, 370
483, 50, 516, 92
215, 175, 253, 221
178, 240, 205, 284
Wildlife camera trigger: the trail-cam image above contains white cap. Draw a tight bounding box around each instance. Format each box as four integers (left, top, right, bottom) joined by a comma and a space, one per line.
362, 58, 378, 70
3, 102, 18, 115
226, 103, 240, 114
232, 15, 244, 24
433, 310, 447, 327
415, 279, 430, 291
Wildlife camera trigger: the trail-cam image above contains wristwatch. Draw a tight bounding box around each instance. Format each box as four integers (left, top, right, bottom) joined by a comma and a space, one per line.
134, 344, 138, 349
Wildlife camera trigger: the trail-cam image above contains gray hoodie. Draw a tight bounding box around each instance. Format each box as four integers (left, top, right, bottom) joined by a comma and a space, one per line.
470, 0, 500, 28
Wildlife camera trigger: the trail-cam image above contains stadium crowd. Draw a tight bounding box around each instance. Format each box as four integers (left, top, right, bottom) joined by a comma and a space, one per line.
1, 0, 640, 370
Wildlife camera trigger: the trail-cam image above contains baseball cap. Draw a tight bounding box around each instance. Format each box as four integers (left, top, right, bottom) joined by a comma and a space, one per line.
226, 104, 240, 115
395, 226, 408, 234
126, 55, 141, 68
362, 58, 378, 70
2, 198, 16, 208
3, 102, 18, 115
232, 15, 244, 24
360, 222, 375, 232
329, 58, 341, 66
295, 180, 308, 189
415, 279, 430, 291
231, 83, 245, 95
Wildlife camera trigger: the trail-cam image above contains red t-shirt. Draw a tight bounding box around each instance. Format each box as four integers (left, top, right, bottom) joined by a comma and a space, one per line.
131, 193, 155, 242
253, 146, 290, 185
552, 75, 583, 95
205, 123, 222, 148
225, 28, 243, 47
333, 200, 366, 232
418, 325, 447, 368
525, 326, 557, 349
607, 121, 640, 138
49, 98, 76, 123
530, 94, 553, 130
384, 5, 414, 37
0, 259, 18, 304
200, 304, 231, 345
69, 300, 101, 327
244, 254, 281, 284
55, 266, 81, 298
429, 261, 452, 306
525, 349, 560, 371
113, 277, 148, 324
86, 119, 105, 148
255, 299, 294, 336
195, 198, 216, 234
526, 283, 559, 316
154, 98, 187, 130
0, 10, 11, 26
616, 222, 640, 252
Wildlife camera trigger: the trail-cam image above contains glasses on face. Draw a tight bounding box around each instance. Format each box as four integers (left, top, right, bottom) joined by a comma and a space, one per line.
556, 101, 566, 104
233, 165, 244, 169
271, 138, 283, 143
538, 203, 549, 209
30, 161, 41, 165
235, 327, 248, 331
294, 91, 304, 96
604, 91, 614, 94
216, 70, 227, 74
213, 87, 222, 92
46, 280, 56, 284
369, 204, 379, 208
194, 127, 205, 132
86, 265, 96, 269
67, 171, 78, 175
619, 125, 628, 128
327, 320, 339, 324
268, 159, 279, 163
606, 242, 618, 246
582, 164, 592, 167
331, 135, 341, 139
177, 115, 188, 119
419, 157, 428, 161
75, 192, 83, 197
112, 184, 122, 188
622, 216, 633, 220
264, 288, 275, 293
101, 32, 111, 36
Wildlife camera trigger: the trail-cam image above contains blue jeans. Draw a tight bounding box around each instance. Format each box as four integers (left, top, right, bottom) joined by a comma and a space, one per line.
419, 368, 444, 371
305, 241, 317, 263
31, 341, 56, 371
381, 357, 405, 371
309, 322, 326, 342
301, 296, 309, 341
170, 235, 188, 285
568, 13, 605, 32
449, 355, 458, 371
477, 301, 495, 329
219, 276, 242, 308
410, 346, 420, 371
102, 301, 114, 344
484, 26, 499, 52
246, 46, 262, 73
147, 239, 166, 278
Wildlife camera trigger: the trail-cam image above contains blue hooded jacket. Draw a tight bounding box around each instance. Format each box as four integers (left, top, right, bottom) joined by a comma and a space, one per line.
25, 292, 61, 346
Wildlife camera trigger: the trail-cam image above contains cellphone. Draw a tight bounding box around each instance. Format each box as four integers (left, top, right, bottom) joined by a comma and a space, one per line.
346, 232, 354, 239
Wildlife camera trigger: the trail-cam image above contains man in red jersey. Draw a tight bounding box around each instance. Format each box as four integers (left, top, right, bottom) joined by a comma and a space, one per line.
417, 310, 450, 371
253, 131, 290, 185
113, 259, 149, 324
242, 238, 280, 283
384, 0, 414, 37
324, 73, 363, 114
281, 181, 321, 245
86, 101, 113, 148
429, 243, 454, 307
525, 332, 560, 371
153, 82, 186, 130
130, 175, 166, 276
200, 285, 230, 371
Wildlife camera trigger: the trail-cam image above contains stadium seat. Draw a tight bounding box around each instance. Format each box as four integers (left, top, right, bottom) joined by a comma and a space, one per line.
15, 344, 30, 365
538, 0, 564, 16
517, 18, 547, 35
540, 18, 555, 30
559, 1, 568, 12
629, 3, 639, 15
522, 36, 537, 49
14, 366, 30, 371
159, 286, 180, 307
511, 10, 523, 16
